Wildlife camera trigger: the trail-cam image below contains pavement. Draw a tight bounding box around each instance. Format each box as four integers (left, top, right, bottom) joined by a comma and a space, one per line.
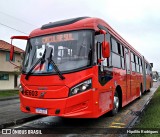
0, 96, 44, 129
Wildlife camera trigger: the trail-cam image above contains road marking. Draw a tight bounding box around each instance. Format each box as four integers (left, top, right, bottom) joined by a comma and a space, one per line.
109, 125, 123, 128
109, 122, 126, 128
124, 109, 130, 115
112, 122, 125, 125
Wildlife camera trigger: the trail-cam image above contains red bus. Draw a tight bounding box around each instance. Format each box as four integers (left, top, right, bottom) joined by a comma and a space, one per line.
10, 17, 153, 118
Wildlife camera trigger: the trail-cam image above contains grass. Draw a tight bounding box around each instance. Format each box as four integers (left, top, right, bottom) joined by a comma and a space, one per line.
0, 90, 19, 98
129, 87, 160, 137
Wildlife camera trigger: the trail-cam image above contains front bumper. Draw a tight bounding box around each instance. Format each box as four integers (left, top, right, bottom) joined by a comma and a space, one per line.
20, 89, 96, 118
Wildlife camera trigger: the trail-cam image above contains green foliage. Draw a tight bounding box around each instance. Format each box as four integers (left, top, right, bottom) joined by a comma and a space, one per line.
0, 90, 19, 98
129, 87, 160, 137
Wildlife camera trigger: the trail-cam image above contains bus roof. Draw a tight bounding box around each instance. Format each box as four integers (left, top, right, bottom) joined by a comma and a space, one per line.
29, 17, 147, 61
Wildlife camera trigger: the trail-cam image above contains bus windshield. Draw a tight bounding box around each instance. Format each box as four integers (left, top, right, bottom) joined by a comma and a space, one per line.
22, 30, 93, 74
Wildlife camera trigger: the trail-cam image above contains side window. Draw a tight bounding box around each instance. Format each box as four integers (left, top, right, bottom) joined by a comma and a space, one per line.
95, 34, 103, 63
131, 52, 136, 72
95, 34, 111, 67
111, 37, 121, 68
135, 56, 140, 73
112, 53, 121, 68
121, 45, 125, 69
139, 58, 142, 73
125, 48, 130, 71
139, 58, 142, 66
149, 66, 152, 76
147, 64, 149, 74
121, 57, 125, 69
135, 56, 138, 64
146, 63, 148, 74
121, 45, 124, 57
131, 52, 134, 62
111, 38, 118, 53
117, 43, 121, 54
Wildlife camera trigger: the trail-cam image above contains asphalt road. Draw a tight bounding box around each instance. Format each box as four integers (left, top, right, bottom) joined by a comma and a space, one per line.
0, 99, 19, 107
6, 82, 159, 137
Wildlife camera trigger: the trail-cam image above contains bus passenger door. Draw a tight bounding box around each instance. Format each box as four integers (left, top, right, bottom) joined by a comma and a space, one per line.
125, 49, 131, 102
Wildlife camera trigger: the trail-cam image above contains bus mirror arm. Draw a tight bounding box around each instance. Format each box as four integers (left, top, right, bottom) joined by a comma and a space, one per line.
9, 45, 21, 68
9, 36, 27, 68
9, 60, 21, 68
98, 59, 104, 63
10, 42, 14, 61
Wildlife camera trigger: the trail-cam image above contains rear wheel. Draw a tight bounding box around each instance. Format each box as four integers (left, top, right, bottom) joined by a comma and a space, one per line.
148, 82, 152, 92
139, 85, 143, 98
111, 91, 119, 116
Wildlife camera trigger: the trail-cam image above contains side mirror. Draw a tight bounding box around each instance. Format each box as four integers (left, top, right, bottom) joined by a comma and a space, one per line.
102, 41, 110, 58
10, 46, 14, 61
10, 35, 28, 61
11, 36, 29, 40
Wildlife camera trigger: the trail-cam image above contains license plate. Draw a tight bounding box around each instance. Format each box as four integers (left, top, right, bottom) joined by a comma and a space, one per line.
36, 108, 47, 114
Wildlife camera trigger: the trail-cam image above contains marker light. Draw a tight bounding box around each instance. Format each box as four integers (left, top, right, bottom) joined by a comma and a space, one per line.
19, 84, 24, 94
69, 79, 92, 96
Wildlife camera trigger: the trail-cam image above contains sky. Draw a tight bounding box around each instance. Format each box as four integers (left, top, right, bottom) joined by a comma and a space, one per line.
0, 0, 160, 71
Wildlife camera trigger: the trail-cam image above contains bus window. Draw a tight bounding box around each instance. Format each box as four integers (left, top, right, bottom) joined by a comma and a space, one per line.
121, 45, 124, 57
111, 38, 118, 53
131, 52, 136, 72
146, 63, 148, 74
117, 43, 121, 55
112, 52, 121, 68
95, 34, 107, 68
135, 56, 140, 73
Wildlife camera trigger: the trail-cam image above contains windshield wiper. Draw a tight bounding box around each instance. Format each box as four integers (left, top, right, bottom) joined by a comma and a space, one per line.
47, 48, 65, 80
25, 49, 46, 80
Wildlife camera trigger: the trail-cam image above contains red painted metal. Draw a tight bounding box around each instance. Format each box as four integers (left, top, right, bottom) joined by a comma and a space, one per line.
102, 41, 110, 58
11, 36, 29, 40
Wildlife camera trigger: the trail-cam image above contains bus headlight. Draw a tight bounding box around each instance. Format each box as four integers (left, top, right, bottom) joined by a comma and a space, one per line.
19, 84, 24, 93
69, 79, 92, 96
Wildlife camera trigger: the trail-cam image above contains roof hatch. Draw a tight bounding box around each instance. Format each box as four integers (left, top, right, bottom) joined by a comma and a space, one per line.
41, 17, 90, 30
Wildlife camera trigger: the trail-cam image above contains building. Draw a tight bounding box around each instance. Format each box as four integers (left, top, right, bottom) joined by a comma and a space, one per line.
0, 40, 24, 90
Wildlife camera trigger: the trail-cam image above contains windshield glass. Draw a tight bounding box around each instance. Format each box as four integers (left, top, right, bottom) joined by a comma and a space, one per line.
23, 30, 93, 74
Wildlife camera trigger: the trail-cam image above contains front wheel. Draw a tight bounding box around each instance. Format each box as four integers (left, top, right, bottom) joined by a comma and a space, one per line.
111, 91, 119, 116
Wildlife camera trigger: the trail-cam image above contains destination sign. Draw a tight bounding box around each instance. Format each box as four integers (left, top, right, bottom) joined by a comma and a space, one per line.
42, 33, 74, 44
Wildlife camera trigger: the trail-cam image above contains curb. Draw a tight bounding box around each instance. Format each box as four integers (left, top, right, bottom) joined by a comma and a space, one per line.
117, 86, 159, 137
0, 96, 19, 101
0, 115, 45, 129
127, 94, 152, 129
127, 88, 159, 129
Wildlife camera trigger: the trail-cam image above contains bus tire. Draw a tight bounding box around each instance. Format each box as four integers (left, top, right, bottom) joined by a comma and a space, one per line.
111, 91, 119, 116
139, 85, 143, 98
148, 82, 152, 92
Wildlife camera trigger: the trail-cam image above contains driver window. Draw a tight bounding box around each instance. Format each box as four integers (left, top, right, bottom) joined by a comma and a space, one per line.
95, 33, 111, 67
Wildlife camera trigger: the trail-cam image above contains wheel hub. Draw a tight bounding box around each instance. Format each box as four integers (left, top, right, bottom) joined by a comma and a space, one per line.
114, 96, 119, 109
